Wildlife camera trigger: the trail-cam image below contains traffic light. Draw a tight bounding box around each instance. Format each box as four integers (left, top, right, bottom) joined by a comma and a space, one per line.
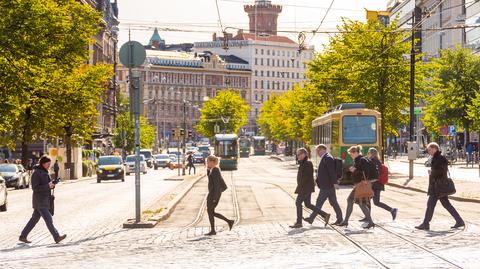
180, 129, 185, 136
172, 129, 176, 139
188, 130, 193, 137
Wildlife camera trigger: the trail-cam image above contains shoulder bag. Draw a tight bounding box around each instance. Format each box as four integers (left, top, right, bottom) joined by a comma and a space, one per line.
354, 172, 374, 200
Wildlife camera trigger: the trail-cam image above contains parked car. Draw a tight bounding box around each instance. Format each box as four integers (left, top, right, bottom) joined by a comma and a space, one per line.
125, 155, 147, 175
140, 149, 154, 168
193, 152, 205, 164
155, 154, 171, 169
0, 163, 30, 189
96, 155, 125, 183
186, 146, 198, 153
0, 175, 7, 212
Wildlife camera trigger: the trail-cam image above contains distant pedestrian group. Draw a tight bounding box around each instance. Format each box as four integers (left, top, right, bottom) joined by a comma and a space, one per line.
290, 142, 463, 232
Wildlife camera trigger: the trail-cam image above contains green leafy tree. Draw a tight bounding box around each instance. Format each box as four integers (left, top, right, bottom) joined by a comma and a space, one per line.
196, 91, 250, 137
422, 46, 480, 144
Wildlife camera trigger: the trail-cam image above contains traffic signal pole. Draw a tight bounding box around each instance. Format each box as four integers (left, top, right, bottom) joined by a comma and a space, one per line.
409, 12, 415, 181
182, 100, 186, 176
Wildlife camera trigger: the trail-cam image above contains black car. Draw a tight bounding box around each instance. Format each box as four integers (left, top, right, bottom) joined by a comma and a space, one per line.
0, 164, 30, 189
96, 156, 125, 183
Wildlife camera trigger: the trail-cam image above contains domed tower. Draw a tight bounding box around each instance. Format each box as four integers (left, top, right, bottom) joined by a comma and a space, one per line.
244, 0, 282, 35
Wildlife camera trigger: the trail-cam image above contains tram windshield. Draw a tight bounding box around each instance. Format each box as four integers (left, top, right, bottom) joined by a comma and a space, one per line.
342, 116, 376, 144
216, 140, 237, 157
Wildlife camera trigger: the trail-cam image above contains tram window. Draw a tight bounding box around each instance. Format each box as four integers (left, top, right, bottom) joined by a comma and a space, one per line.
342, 116, 376, 144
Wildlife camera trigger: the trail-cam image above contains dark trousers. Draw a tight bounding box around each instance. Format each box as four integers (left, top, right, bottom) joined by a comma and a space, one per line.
207, 197, 230, 231
309, 187, 343, 222
188, 164, 196, 175
295, 193, 324, 224
372, 189, 392, 212
344, 189, 373, 224
422, 195, 463, 225
20, 208, 59, 239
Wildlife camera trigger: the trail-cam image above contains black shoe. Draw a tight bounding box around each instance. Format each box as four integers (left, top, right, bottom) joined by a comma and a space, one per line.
364, 222, 375, 229
324, 214, 331, 227
391, 208, 398, 221
358, 217, 368, 222
55, 234, 67, 244
205, 230, 217, 236
337, 221, 349, 228
451, 222, 465, 229
289, 223, 303, 228
331, 220, 343, 226
303, 217, 314, 225
19, 237, 31, 244
228, 219, 234, 231
415, 223, 430, 231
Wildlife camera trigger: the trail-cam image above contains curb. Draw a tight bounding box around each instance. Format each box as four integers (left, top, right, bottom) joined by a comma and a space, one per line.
387, 182, 480, 204
60, 175, 96, 185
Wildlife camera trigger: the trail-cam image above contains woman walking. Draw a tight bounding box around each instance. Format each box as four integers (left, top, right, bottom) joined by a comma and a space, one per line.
338, 145, 375, 229
366, 148, 398, 220
205, 155, 234, 236
290, 148, 328, 228
19, 156, 66, 244
415, 142, 464, 230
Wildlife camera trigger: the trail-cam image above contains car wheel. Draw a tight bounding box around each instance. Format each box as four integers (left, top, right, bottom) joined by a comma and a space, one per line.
121, 177, 125, 182
14, 182, 19, 190
97, 178, 101, 183
154, 166, 158, 170
143, 172, 147, 175
0, 201, 6, 212
126, 173, 130, 176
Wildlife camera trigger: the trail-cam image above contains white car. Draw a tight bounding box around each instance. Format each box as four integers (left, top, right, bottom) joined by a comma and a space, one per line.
0, 175, 7, 212
125, 155, 147, 175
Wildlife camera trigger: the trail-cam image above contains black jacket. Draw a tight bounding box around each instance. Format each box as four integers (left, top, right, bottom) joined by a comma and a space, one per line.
351, 155, 371, 184
316, 153, 337, 189
370, 157, 384, 191
428, 151, 448, 196
207, 167, 226, 202
31, 165, 52, 209
295, 159, 315, 194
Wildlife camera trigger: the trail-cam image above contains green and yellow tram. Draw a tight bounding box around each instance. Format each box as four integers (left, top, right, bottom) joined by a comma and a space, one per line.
311, 103, 381, 182
238, 137, 251, 158
214, 134, 239, 170
252, 136, 266, 155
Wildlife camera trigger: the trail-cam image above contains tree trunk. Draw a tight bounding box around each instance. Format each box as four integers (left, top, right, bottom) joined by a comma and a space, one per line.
65, 124, 74, 180
21, 107, 32, 166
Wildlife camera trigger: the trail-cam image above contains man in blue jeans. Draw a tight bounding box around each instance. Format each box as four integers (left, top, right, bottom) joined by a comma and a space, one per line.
304, 144, 343, 225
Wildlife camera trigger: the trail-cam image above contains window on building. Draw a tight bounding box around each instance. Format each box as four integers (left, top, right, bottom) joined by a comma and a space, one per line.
287, 61, 290, 67
261, 80, 264, 89
255, 48, 258, 54
255, 70, 258, 76
272, 50, 275, 56
261, 58, 264, 66
267, 71, 269, 77
267, 59, 270, 66
267, 49, 270, 55
267, 81, 270, 89
261, 94, 264, 101
282, 60, 285, 67
261, 49, 264, 55
272, 60, 275, 67
255, 58, 258, 65
255, 93, 258, 101
282, 81, 285, 90
282, 51, 285, 56
261, 71, 264, 77
255, 108, 258, 116
255, 80, 258, 89
277, 59, 280, 66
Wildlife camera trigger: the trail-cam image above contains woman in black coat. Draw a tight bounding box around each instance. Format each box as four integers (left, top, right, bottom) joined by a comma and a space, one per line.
19, 156, 66, 244
415, 142, 464, 230
338, 145, 375, 229
205, 155, 234, 236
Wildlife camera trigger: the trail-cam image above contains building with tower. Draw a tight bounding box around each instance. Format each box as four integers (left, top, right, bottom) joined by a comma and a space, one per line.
244, 0, 282, 35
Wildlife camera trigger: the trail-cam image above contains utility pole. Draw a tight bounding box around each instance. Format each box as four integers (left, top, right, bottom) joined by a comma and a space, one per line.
182, 99, 187, 176
409, 12, 415, 180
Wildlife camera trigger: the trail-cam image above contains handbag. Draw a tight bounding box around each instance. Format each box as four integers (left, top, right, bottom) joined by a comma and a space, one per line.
435, 171, 456, 198
49, 189, 55, 216
354, 172, 374, 200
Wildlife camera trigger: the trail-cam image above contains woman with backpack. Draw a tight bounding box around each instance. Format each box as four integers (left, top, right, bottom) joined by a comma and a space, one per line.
366, 148, 398, 221
415, 142, 464, 231
338, 145, 375, 229
205, 155, 234, 236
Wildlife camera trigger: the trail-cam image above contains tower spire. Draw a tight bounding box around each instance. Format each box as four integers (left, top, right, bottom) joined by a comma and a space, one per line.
244, 0, 282, 35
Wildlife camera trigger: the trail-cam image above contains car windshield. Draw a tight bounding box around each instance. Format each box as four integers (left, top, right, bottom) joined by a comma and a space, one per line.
156, 154, 169, 159
140, 151, 152, 159
126, 155, 144, 162
0, 164, 18, 173
98, 156, 122, 165
198, 146, 209, 151
194, 153, 203, 157
342, 116, 377, 144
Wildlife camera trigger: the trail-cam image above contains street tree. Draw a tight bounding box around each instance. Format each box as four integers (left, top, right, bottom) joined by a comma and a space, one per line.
196, 91, 250, 137
422, 46, 480, 145
113, 114, 156, 154
0, 0, 101, 163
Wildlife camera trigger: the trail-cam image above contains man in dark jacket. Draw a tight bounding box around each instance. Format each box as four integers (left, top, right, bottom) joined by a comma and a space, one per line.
290, 148, 325, 228
53, 160, 60, 180
304, 144, 342, 226
19, 156, 66, 244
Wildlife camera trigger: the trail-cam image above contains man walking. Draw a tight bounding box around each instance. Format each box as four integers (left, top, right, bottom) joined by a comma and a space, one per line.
304, 144, 343, 226
53, 160, 60, 180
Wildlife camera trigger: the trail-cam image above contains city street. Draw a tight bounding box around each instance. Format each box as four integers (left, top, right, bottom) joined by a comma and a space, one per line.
1, 156, 480, 268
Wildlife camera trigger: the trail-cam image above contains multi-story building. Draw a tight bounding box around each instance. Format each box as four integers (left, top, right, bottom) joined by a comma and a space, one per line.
466, 0, 480, 53
117, 42, 251, 149
194, 0, 314, 134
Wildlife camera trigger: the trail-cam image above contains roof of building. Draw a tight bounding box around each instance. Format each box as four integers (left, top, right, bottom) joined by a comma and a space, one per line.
235, 32, 296, 44
149, 28, 164, 45
218, 55, 249, 64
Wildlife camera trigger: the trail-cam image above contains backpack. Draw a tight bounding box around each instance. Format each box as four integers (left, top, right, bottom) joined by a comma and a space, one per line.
362, 157, 379, 180
378, 164, 389, 184
334, 158, 343, 179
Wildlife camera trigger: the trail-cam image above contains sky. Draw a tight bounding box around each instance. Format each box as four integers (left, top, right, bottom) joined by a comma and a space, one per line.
117, 0, 388, 52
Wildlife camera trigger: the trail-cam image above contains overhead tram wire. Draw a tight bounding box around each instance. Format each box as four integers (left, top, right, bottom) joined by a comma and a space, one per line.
215, 0, 225, 32
308, 0, 336, 44
218, 0, 364, 12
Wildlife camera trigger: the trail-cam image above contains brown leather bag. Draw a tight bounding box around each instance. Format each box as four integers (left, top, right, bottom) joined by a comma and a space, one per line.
354, 172, 374, 200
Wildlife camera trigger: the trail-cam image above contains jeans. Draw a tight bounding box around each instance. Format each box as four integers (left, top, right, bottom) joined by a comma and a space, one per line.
207, 197, 230, 231
372, 189, 392, 212
20, 208, 59, 239
188, 164, 196, 175
423, 195, 463, 225
295, 193, 324, 224
343, 189, 373, 224
309, 187, 343, 222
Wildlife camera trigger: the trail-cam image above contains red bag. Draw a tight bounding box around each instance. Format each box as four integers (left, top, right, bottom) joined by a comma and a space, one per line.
378, 164, 389, 185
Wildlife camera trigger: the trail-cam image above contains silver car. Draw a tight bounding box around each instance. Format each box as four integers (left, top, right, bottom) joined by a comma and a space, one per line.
0, 164, 30, 189
0, 175, 7, 211
125, 155, 147, 175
